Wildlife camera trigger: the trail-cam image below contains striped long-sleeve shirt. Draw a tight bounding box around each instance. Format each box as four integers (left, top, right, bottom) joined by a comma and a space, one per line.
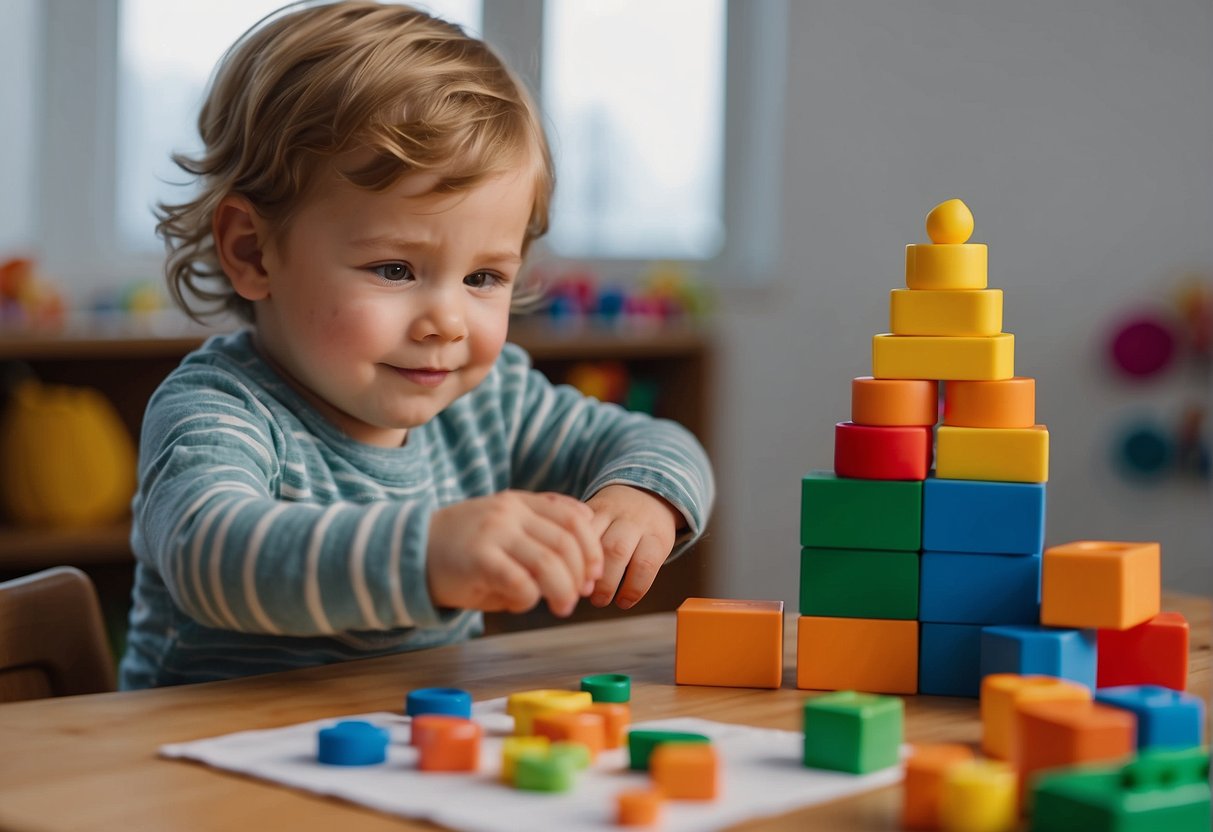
118, 331, 714, 689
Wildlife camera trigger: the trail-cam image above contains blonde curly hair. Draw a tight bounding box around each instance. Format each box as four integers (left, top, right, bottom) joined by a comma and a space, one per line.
157, 1, 554, 323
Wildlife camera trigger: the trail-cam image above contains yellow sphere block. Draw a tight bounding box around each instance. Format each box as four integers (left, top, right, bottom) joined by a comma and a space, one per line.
1040, 541, 1161, 630
872, 333, 1014, 381
906, 244, 988, 290
890, 288, 1003, 336
980, 674, 1091, 760
939, 760, 1017, 832
926, 199, 975, 244
507, 689, 593, 736
935, 425, 1049, 483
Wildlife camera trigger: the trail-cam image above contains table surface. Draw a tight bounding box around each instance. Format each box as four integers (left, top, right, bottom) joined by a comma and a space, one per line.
1, 594, 1208, 832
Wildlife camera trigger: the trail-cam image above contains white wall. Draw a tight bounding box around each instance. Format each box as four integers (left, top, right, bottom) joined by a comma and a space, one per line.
712, 0, 1213, 601
0, 0, 38, 253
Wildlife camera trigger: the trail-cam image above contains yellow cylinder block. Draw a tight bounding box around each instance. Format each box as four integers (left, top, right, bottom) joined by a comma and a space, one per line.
890, 288, 1003, 336
872, 333, 1014, 381
935, 425, 1050, 483
906, 244, 988, 290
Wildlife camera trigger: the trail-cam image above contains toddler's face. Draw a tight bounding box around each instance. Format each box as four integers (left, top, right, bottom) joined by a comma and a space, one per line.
251, 165, 533, 447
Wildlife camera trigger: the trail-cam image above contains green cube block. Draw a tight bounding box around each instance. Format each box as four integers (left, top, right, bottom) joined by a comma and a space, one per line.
1031, 747, 1211, 832
627, 730, 710, 771
802, 690, 903, 773
801, 471, 922, 551
799, 547, 919, 619
515, 752, 577, 792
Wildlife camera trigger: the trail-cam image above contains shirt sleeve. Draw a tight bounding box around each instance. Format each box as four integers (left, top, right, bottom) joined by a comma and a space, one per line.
133, 367, 454, 637
502, 345, 716, 556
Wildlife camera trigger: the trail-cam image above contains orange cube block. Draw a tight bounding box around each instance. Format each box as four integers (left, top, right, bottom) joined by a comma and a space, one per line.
796, 616, 919, 694
532, 711, 607, 760
676, 598, 783, 689
851, 376, 939, 426
980, 674, 1092, 760
650, 742, 720, 800
944, 377, 1036, 428
1012, 700, 1136, 796
412, 715, 482, 772
1040, 541, 1160, 630
617, 787, 663, 826
585, 702, 631, 749
901, 743, 976, 830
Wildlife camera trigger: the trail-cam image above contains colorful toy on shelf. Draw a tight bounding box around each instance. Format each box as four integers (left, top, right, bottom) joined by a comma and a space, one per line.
538, 261, 712, 328
0, 257, 66, 328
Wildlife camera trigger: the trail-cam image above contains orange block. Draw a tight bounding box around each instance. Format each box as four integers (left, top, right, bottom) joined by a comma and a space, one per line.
796, 616, 919, 694
532, 711, 606, 760
676, 598, 783, 689
650, 742, 720, 800
617, 787, 663, 826
901, 743, 976, 830
1012, 700, 1136, 797
851, 377, 939, 426
585, 702, 631, 749
1040, 541, 1161, 630
944, 377, 1036, 428
412, 715, 482, 772
980, 674, 1092, 760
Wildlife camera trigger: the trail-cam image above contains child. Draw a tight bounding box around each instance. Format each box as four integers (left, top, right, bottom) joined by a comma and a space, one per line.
118, 1, 714, 689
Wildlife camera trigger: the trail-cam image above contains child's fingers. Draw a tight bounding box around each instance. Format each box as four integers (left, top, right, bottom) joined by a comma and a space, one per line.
526, 492, 604, 590
484, 555, 543, 613
522, 513, 588, 592
614, 533, 669, 610
590, 519, 642, 607
507, 534, 580, 617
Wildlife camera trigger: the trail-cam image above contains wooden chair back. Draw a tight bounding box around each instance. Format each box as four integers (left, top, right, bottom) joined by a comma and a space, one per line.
0, 566, 117, 702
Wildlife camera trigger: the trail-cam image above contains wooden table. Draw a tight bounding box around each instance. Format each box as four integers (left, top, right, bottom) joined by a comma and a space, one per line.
1, 595, 1208, 832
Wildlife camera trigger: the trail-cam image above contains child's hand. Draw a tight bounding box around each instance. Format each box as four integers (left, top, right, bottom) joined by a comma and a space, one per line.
585, 485, 683, 609
426, 491, 604, 618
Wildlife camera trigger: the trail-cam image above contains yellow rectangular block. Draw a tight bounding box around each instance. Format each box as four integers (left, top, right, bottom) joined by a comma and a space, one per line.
890, 288, 1003, 336
1041, 541, 1161, 630
676, 598, 783, 689
980, 674, 1091, 760
872, 333, 1014, 381
935, 424, 1049, 483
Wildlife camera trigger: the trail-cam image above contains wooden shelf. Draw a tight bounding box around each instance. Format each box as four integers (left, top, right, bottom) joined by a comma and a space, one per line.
0, 519, 133, 571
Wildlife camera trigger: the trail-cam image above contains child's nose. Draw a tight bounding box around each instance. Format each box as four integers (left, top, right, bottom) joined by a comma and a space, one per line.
411, 288, 467, 342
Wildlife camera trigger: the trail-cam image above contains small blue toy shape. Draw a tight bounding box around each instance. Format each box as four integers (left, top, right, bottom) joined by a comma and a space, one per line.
317, 720, 390, 766
405, 687, 473, 719
1095, 685, 1206, 750
980, 624, 1097, 689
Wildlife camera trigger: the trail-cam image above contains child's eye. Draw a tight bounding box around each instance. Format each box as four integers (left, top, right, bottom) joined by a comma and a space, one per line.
371, 262, 414, 282
465, 271, 505, 290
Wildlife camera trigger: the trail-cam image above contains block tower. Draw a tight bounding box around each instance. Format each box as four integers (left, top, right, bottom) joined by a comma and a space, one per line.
798, 199, 1048, 697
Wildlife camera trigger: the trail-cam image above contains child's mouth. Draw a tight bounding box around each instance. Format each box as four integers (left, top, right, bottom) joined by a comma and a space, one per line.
395, 367, 451, 388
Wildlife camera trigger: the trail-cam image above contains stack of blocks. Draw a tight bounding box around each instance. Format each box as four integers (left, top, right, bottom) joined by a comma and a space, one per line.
799, 198, 1050, 697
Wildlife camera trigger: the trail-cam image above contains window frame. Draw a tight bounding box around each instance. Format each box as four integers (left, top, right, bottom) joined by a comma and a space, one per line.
32, 0, 787, 295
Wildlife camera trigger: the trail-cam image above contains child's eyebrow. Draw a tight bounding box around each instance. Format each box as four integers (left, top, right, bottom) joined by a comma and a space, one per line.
349, 235, 522, 265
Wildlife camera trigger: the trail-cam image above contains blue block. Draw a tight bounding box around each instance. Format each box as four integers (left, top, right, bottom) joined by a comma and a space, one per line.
923, 478, 1046, 555
920, 622, 983, 698
317, 720, 390, 766
405, 687, 473, 719
920, 551, 1040, 625
981, 625, 1097, 689
1095, 685, 1206, 750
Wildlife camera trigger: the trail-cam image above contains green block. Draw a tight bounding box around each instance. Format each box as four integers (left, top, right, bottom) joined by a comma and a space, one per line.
799, 547, 919, 619
515, 752, 577, 792
1031, 747, 1211, 832
802, 690, 903, 773
627, 730, 710, 771
800, 471, 922, 551
550, 741, 591, 771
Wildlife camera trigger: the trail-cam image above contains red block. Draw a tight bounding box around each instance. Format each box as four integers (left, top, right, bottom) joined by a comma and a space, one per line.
834, 422, 932, 480
1097, 611, 1189, 691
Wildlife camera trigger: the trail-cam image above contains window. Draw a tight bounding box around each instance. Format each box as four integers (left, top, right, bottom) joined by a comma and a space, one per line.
31, 0, 785, 291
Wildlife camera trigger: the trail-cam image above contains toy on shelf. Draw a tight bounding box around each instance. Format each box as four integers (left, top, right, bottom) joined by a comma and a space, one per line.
536, 261, 712, 329
0, 257, 66, 328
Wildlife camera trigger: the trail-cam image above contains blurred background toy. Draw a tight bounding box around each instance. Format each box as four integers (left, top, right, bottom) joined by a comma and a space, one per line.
0, 257, 66, 329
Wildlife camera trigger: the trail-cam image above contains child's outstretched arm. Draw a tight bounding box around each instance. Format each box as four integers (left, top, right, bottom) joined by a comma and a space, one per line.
503, 346, 715, 608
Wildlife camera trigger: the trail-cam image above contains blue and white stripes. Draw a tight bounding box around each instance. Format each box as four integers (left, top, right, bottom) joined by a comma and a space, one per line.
119, 331, 714, 689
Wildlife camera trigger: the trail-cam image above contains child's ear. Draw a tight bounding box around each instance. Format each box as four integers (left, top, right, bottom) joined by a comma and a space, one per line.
214, 195, 270, 301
